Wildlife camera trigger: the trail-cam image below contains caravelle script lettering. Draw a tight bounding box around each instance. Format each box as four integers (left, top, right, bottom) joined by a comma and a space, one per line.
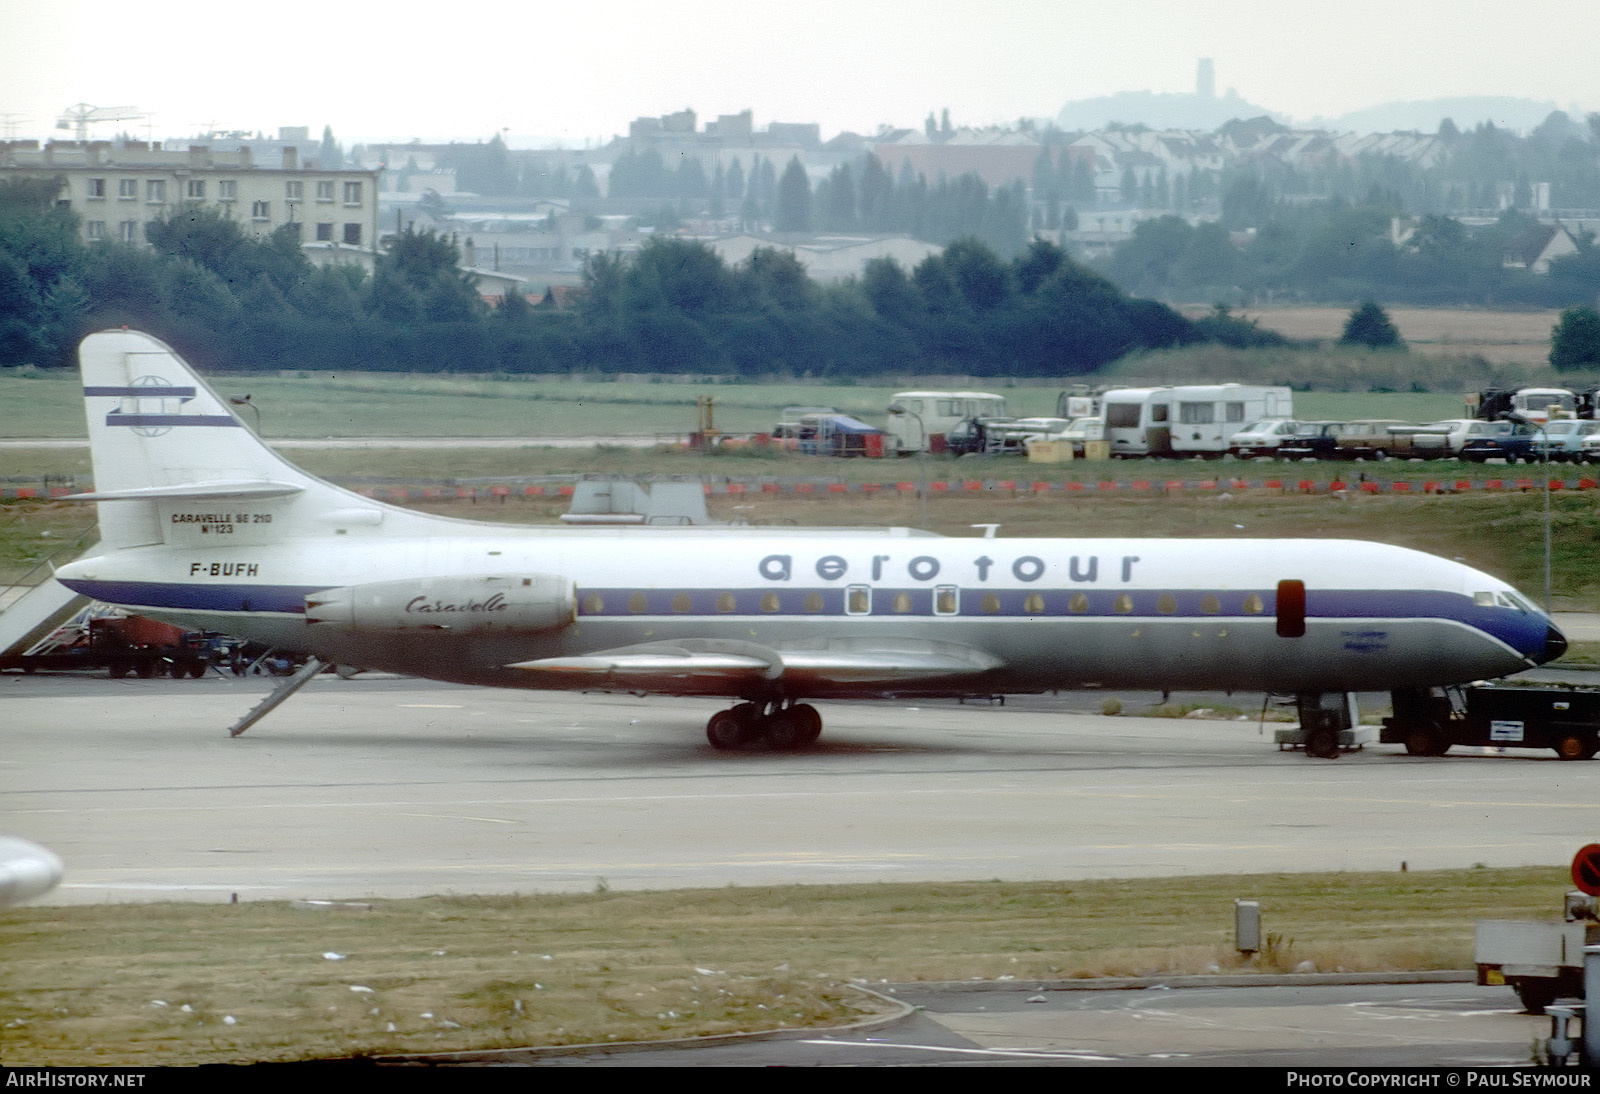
405, 593, 510, 614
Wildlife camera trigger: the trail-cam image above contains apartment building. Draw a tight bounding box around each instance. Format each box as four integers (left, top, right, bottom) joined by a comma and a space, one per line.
0, 139, 380, 256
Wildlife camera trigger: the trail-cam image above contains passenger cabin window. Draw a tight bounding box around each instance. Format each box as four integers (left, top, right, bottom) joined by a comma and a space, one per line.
935, 586, 958, 615
1276, 580, 1306, 638
846, 586, 870, 615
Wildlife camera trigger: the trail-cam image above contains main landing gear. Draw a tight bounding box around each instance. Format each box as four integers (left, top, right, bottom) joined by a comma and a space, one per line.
706, 700, 823, 751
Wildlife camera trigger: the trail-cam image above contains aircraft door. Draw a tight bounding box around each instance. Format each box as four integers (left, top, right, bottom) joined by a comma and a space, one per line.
1276, 579, 1306, 638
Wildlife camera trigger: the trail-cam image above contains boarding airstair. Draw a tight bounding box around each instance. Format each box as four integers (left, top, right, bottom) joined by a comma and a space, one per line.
0, 532, 98, 667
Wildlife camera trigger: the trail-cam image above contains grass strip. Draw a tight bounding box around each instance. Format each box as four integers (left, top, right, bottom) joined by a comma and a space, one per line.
0, 867, 1569, 1065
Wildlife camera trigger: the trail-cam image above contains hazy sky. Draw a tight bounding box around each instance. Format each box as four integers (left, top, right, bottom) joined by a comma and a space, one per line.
3, 0, 1595, 146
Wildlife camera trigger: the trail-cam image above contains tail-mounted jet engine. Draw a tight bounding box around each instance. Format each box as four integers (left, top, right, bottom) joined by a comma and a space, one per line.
305, 574, 576, 634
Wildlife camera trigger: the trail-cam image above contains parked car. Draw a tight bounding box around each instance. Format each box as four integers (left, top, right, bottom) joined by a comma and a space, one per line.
1334, 420, 1417, 460
1581, 431, 1600, 464
985, 417, 1073, 454
1276, 421, 1345, 460
1228, 418, 1300, 458
1460, 421, 1540, 463
1529, 419, 1600, 462
1427, 418, 1515, 457
1047, 416, 1106, 457
1395, 420, 1469, 459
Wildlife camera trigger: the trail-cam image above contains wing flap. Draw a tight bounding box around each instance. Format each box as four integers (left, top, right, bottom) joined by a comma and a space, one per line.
508, 636, 1000, 687
508, 639, 780, 683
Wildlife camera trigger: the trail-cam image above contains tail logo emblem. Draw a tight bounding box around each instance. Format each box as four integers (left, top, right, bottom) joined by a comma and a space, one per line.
87, 374, 234, 436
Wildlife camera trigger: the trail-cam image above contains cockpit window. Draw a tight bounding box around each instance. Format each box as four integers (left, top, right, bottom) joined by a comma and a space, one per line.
1474, 591, 1495, 607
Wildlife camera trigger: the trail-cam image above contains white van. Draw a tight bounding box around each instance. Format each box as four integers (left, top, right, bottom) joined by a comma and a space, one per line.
887, 391, 1007, 454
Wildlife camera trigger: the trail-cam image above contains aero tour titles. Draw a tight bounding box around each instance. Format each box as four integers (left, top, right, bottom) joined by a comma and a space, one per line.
756, 552, 1144, 584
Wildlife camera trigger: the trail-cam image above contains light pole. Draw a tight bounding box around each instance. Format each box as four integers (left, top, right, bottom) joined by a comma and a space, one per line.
1529, 419, 1553, 612
887, 403, 928, 531
229, 394, 261, 435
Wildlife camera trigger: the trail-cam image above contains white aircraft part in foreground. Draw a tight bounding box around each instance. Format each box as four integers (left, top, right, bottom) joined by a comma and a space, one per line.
0, 837, 64, 906
55, 331, 1566, 757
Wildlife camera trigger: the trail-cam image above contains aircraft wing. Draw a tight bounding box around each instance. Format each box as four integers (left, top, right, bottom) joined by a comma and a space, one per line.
508, 636, 1001, 688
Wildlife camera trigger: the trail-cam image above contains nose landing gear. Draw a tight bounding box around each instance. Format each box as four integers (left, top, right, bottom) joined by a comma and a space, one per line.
706, 700, 823, 751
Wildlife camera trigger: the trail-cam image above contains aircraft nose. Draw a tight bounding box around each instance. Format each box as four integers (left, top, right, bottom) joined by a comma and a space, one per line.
1542, 623, 1568, 664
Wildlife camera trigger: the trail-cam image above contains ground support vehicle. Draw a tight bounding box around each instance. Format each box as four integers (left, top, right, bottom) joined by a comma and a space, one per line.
1381, 681, 1600, 760
1476, 909, 1594, 1013
1478, 876, 1593, 1010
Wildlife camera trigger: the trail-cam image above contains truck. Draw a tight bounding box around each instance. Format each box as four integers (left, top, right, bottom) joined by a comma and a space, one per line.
1381, 681, 1600, 761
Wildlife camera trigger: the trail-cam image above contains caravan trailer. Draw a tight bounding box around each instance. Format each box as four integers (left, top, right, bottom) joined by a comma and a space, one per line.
1103, 385, 1294, 458
886, 391, 1007, 454
1102, 387, 1172, 458
1169, 384, 1293, 456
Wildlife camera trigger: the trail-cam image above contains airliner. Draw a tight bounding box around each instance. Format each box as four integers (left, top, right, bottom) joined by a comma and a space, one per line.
53, 330, 1566, 758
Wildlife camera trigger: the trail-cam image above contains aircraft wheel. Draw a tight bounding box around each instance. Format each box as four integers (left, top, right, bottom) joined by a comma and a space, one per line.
134, 659, 157, 678
167, 660, 187, 679
108, 660, 130, 679
1305, 725, 1340, 759
187, 661, 207, 679
707, 705, 759, 750
764, 709, 808, 750
791, 703, 823, 745
1404, 726, 1450, 757
1554, 731, 1597, 761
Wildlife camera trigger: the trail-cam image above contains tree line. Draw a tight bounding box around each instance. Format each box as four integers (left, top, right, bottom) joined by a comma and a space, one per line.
1100, 194, 1600, 308
0, 176, 1281, 376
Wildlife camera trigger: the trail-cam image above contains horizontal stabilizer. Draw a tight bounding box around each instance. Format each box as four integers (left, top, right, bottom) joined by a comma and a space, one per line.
67, 480, 306, 502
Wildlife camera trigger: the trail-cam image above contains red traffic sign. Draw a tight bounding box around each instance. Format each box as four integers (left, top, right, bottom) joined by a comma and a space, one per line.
1571, 844, 1600, 896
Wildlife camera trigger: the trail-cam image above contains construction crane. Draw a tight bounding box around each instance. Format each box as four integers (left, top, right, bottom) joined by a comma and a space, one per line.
55, 103, 145, 141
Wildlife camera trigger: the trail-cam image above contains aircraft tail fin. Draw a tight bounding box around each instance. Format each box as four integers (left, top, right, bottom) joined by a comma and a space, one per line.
75, 329, 360, 550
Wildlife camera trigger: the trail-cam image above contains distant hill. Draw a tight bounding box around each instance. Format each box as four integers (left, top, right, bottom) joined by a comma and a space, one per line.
1313, 96, 1576, 136
1054, 90, 1284, 132
1054, 90, 1586, 138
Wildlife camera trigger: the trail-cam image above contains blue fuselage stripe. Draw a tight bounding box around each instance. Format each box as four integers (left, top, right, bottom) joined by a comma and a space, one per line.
56, 578, 1549, 656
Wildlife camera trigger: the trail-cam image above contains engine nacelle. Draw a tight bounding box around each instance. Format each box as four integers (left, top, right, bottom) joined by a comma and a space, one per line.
305, 573, 576, 634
